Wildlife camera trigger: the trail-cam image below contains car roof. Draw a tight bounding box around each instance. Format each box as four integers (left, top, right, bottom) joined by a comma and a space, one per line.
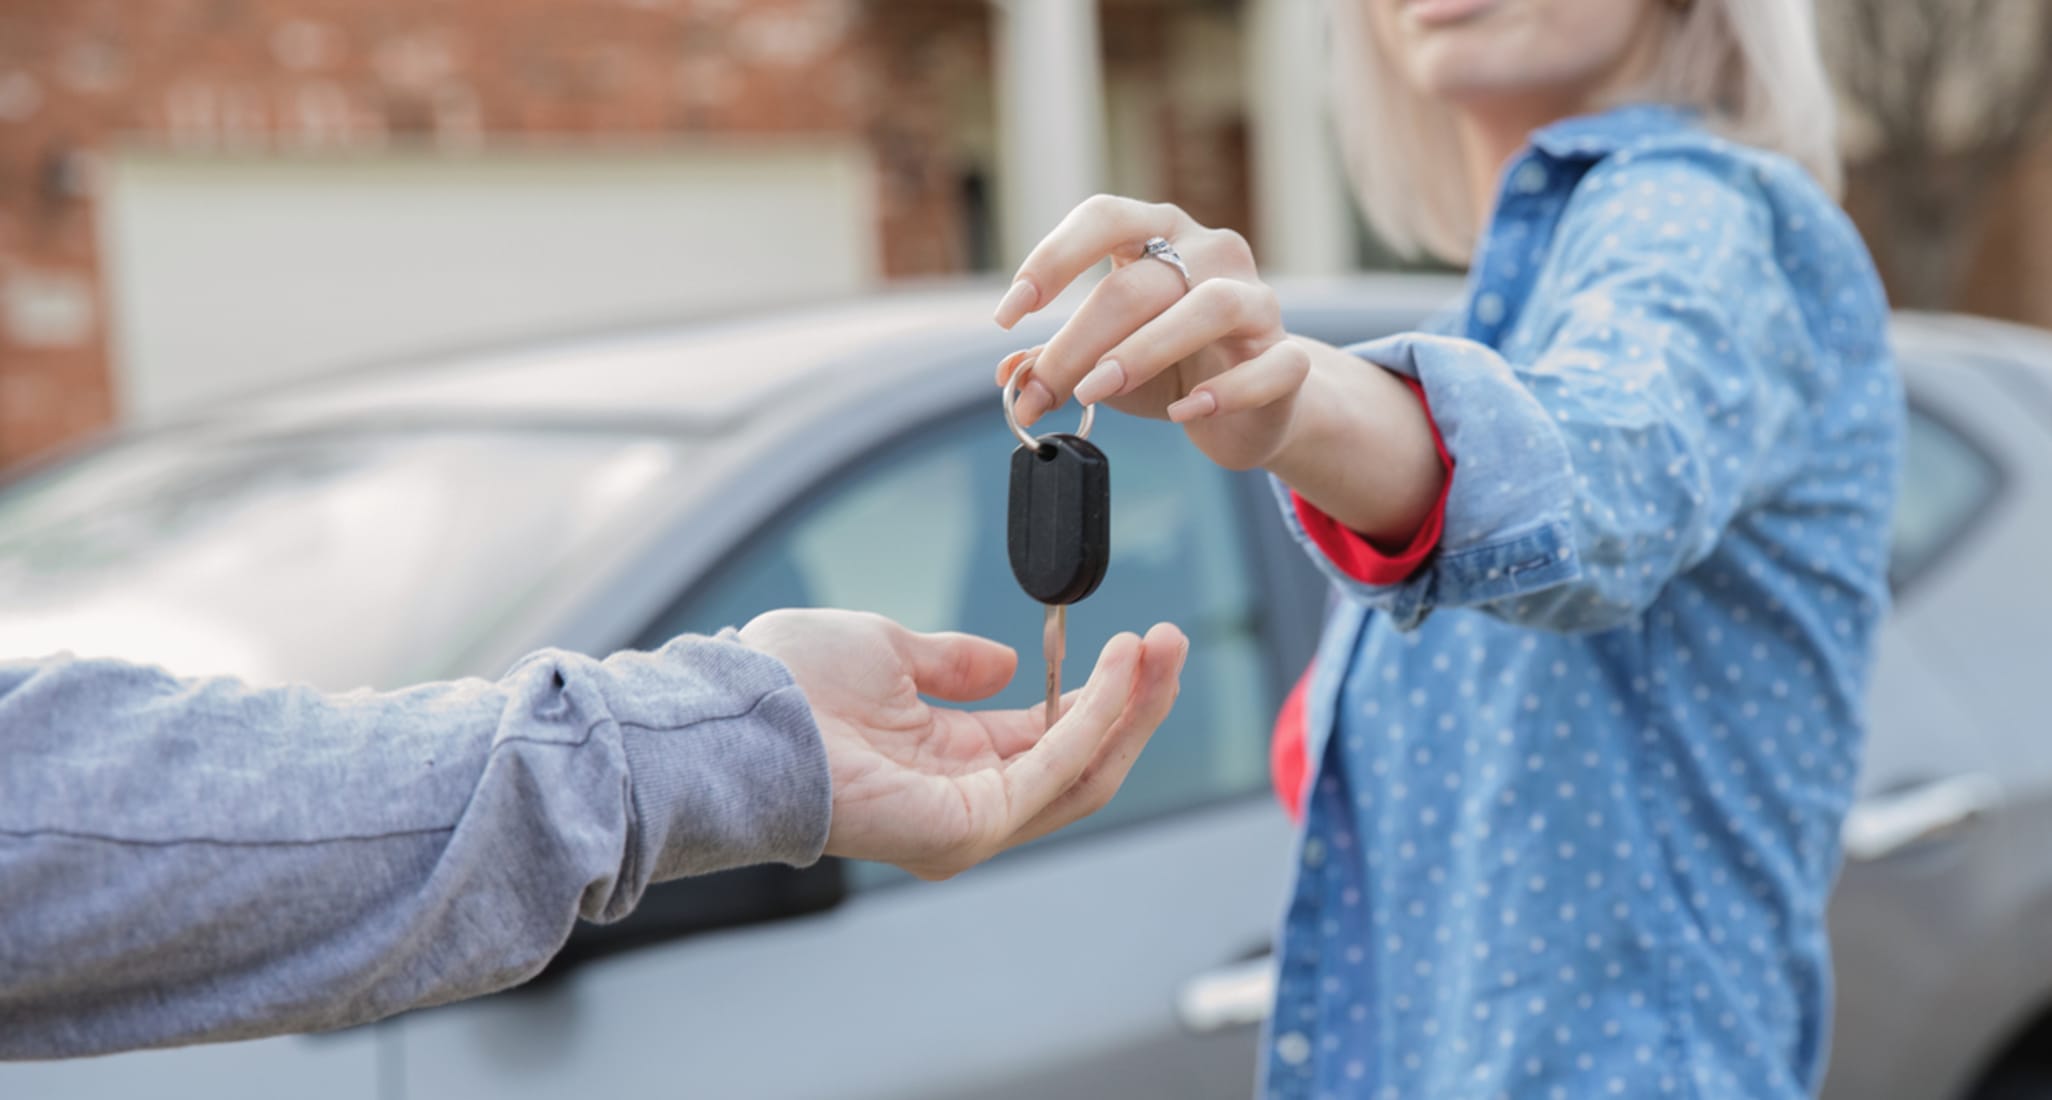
135, 275, 2052, 444
1892, 310, 2052, 361
196, 274, 1470, 437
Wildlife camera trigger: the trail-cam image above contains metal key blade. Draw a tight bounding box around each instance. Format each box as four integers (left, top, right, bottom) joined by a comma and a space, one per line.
1043, 603, 1066, 729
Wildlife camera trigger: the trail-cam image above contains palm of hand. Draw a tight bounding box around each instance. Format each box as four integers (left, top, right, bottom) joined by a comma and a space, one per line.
738, 608, 1182, 882
810, 661, 1039, 879
739, 611, 1044, 879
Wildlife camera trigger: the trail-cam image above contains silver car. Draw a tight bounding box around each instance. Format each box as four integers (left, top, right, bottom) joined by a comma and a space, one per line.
0, 278, 2046, 1100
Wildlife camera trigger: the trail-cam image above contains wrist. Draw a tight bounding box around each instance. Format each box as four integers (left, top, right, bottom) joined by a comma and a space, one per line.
1263, 345, 1443, 544
1261, 354, 1345, 482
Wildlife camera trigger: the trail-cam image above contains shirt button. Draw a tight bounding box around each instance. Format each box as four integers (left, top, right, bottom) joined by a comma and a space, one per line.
1276, 1031, 1313, 1066
1475, 291, 1507, 326
1302, 838, 1326, 868
1513, 161, 1550, 194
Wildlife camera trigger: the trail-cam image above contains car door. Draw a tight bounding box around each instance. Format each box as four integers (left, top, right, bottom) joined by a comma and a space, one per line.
389, 399, 1309, 1099
1822, 392, 2016, 1100
0, 1026, 385, 1100
1823, 345, 2052, 1100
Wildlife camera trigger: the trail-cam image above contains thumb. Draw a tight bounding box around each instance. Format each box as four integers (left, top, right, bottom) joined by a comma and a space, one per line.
896, 628, 1020, 703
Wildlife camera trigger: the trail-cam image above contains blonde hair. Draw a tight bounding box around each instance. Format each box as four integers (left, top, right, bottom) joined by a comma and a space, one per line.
1330, 0, 1843, 264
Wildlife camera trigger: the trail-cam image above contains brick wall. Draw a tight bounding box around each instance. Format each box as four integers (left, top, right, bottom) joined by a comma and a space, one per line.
19, 2, 2027, 471
1102, 2, 1253, 248
864, 0, 992, 277
0, 1, 120, 464
0, 0, 987, 467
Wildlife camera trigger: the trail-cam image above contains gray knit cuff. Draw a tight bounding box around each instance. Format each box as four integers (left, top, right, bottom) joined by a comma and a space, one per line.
617, 638, 831, 882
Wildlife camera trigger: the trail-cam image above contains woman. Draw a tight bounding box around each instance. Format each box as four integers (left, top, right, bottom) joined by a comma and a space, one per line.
994, 0, 1899, 1097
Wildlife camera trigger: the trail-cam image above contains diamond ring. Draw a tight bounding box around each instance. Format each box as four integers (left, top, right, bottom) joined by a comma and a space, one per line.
1141, 236, 1193, 288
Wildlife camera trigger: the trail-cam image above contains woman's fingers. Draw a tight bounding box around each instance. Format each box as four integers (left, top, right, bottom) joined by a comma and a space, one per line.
1010, 349, 1057, 425
995, 346, 1043, 387
995, 195, 1191, 329
1072, 278, 1280, 408
1005, 623, 1187, 847
991, 197, 1295, 431
998, 346, 1054, 421
1019, 259, 1192, 424
1167, 338, 1311, 423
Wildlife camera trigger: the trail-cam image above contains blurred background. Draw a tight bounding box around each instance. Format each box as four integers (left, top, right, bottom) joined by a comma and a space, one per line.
1, 2, 2051, 1099
2, 0, 2043, 459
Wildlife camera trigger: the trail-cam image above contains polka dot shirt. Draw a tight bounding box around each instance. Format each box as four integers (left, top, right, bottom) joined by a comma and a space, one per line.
1262, 105, 1901, 1099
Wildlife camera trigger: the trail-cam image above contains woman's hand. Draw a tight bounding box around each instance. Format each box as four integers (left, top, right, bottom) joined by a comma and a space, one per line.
993, 194, 1446, 545
738, 609, 1186, 881
993, 195, 1309, 472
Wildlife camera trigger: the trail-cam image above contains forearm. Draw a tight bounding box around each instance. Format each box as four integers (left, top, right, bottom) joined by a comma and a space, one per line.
1265, 336, 1445, 546
0, 637, 828, 1058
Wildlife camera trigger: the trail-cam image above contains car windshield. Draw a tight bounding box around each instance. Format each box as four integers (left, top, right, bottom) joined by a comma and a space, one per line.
0, 427, 688, 690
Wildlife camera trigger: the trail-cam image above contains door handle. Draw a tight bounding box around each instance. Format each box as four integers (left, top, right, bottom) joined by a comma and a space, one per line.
1842, 773, 2003, 862
1176, 955, 1277, 1034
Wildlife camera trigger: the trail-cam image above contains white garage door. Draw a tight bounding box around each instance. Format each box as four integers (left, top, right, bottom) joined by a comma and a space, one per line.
99, 143, 879, 420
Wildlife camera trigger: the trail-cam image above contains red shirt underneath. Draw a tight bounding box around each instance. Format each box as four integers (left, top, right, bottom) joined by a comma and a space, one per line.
1270, 376, 1453, 819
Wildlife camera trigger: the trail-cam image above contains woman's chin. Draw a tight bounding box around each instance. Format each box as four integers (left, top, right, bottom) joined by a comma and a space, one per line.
1406, 59, 1526, 105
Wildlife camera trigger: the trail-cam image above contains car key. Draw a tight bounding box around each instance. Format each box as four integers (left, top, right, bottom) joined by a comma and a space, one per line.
1003, 369, 1110, 728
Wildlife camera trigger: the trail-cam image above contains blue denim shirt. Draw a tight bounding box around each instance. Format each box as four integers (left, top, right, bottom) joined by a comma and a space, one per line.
1262, 105, 1900, 1099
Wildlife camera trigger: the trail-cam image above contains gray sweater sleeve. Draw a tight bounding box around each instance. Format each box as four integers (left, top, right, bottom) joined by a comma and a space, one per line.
0, 634, 831, 1059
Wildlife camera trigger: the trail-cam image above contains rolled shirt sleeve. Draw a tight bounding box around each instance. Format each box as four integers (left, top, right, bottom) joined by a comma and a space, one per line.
1277, 153, 1810, 634
0, 633, 829, 1057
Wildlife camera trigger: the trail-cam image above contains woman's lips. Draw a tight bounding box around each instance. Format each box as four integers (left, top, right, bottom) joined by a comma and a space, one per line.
1402, 0, 1500, 28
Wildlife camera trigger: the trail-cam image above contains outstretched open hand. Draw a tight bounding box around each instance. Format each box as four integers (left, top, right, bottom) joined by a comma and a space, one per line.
738, 609, 1186, 880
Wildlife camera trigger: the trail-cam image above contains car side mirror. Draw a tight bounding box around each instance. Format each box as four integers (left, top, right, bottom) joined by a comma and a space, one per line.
534, 859, 847, 981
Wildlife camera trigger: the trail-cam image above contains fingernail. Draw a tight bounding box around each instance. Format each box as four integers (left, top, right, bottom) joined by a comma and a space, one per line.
994, 279, 1038, 329
1073, 359, 1126, 407
1003, 346, 1045, 387
995, 349, 1027, 386
1017, 379, 1054, 425
1166, 391, 1217, 423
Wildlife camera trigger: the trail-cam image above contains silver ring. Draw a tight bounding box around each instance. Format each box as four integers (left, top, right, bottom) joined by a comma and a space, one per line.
1002, 363, 1093, 450
1141, 236, 1193, 287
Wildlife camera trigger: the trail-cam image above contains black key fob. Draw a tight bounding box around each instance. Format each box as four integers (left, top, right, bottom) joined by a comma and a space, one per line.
1007, 433, 1111, 606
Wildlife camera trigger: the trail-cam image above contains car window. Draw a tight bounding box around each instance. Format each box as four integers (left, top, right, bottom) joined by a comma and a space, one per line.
637, 408, 1275, 886
1890, 404, 2003, 592
0, 427, 690, 690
